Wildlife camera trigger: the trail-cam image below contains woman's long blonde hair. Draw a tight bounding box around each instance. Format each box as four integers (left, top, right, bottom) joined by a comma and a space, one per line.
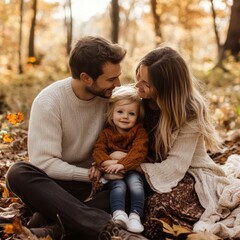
137, 46, 221, 159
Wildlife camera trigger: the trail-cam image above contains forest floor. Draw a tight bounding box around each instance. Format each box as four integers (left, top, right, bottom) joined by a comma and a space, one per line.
0, 125, 240, 239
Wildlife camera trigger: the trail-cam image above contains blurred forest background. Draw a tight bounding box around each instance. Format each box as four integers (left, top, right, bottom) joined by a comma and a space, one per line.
0, 0, 240, 135
0, 1, 240, 238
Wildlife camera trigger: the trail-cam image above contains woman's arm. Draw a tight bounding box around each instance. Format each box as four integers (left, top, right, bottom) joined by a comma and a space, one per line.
141, 122, 201, 193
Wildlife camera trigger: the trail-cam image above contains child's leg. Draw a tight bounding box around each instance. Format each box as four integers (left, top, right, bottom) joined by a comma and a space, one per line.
109, 151, 127, 160
108, 180, 129, 229
126, 171, 145, 216
125, 171, 145, 233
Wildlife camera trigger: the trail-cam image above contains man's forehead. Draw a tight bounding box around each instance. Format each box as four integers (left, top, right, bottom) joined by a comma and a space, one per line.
102, 63, 121, 76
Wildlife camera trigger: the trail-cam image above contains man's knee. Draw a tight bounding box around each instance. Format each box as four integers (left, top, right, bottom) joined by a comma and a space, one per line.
6, 162, 40, 190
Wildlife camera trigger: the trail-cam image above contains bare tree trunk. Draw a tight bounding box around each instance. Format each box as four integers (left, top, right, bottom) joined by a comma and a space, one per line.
18, 0, 24, 73
150, 0, 162, 46
111, 0, 119, 43
28, 0, 37, 64
209, 0, 221, 58
64, 0, 73, 55
217, 0, 240, 65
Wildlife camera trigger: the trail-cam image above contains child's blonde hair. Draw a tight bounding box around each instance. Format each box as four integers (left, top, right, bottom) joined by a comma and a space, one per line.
106, 84, 145, 127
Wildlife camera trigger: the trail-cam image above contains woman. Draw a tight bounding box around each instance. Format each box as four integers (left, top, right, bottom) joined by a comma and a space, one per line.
135, 46, 240, 239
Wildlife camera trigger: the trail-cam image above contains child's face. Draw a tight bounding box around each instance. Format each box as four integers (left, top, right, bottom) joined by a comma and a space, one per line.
112, 100, 139, 133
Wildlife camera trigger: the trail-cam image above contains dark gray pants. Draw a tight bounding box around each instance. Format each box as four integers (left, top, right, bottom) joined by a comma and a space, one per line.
6, 162, 111, 240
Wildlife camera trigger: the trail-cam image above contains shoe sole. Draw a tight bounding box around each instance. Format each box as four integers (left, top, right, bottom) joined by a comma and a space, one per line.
127, 226, 144, 233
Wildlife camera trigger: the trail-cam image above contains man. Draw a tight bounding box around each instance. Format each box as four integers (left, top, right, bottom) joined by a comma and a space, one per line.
6, 36, 126, 240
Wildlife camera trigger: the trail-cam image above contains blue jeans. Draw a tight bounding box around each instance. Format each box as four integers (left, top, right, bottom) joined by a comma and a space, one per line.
108, 171, 145, 216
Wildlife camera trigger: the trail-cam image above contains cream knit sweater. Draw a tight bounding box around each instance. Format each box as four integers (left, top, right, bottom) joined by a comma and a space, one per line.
141, 120, 240, 238
28, 77, 108, 182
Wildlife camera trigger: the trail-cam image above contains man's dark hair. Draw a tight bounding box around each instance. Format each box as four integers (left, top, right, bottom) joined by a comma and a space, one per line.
69, 36, 127, 80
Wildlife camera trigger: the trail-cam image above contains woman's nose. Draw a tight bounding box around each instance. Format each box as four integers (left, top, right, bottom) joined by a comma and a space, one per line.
135, 81, 140, 88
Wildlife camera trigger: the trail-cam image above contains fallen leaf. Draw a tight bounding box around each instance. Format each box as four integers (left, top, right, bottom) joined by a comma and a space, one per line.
2, 186, 10, 198
151, 218, 192, 236
3, 223, 14, 234
3, 134, 13, 143
6, 112, 24, 125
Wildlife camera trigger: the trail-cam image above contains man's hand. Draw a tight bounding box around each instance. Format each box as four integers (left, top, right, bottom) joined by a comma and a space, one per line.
88, 164, 101, 182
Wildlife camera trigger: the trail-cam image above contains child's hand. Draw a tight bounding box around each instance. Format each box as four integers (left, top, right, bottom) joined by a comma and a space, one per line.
101, 160, 118, 167
104, 164, 124, 174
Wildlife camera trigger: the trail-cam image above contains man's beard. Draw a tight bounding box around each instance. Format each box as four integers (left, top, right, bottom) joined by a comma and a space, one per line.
85, 86, 113, 99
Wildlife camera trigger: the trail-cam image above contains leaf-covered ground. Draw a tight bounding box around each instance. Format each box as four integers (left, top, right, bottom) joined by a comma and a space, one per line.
0, 126, 240, 239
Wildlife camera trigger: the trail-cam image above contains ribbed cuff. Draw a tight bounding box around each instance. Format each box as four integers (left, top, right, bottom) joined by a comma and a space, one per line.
72, 168, 90, 182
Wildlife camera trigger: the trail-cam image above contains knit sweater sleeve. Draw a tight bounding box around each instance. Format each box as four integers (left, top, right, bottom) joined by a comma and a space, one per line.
28, 96, 89, 182
141, 121, 200, 193
92, 130, 111, 166
118, 125, 148, 171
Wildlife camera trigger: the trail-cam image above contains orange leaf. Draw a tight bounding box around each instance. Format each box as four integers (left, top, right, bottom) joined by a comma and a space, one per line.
16, 112, 24, 122
6, 113, 17, 125
6, 112, 24, 125
27, 56, 37, 63
4, 217, 23, 235
4, 224, 14, 234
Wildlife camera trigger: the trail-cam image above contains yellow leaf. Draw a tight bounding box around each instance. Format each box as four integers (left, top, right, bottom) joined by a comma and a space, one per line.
2, 186, 10, 198
3, 134, 13, 143
172, 224, 192, 235
152, 218, 175, 235
151, 218, 192, 236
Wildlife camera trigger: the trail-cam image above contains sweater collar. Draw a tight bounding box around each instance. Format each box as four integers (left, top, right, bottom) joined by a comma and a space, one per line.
65, 77, 108, 106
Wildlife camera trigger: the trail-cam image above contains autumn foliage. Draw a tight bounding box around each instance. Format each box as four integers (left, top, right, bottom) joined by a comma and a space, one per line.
0, 112, 24, 144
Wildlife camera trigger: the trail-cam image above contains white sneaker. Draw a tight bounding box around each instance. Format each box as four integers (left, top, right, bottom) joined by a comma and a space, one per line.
127, 212, 144, 233
112, 210, 129, 229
